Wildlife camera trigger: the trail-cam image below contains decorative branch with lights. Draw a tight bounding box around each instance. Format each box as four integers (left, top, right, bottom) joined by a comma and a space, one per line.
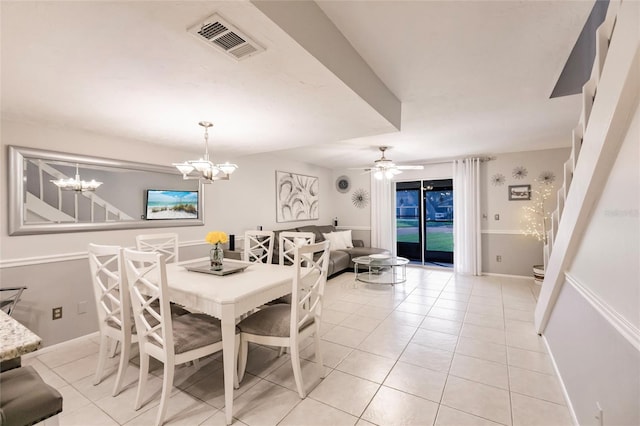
522, 179, 554, 245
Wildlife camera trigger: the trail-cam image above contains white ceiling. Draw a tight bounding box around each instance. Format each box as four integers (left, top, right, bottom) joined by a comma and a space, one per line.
1, 1, 594, 169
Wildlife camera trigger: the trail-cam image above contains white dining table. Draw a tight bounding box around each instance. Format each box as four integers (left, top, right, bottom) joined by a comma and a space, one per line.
165, 258, 293, 425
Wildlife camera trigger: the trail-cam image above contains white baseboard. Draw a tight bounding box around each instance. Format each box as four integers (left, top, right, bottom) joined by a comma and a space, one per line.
22, 331, 100, 359
482, 272, 533, 280
542, 335, 579, 426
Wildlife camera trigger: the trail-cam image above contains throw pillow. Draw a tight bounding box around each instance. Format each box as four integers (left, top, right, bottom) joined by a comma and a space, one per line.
283, 237, 309, 253
322, 230, 353, 250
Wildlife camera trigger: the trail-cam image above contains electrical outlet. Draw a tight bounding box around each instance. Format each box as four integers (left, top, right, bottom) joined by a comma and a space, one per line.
496, 255, 502, 262
52, 307, 62, 320
494, 214, 500, 220
77, 301, 87, 314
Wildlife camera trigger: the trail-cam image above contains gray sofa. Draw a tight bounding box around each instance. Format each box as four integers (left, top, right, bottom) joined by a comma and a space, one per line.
273, 224, 389, 276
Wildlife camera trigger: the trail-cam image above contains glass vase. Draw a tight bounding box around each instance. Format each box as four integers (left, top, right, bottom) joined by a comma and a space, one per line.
210, 243, 224, 271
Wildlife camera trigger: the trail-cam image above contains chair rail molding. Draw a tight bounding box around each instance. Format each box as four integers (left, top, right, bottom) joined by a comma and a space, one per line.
0, 240, 207, 269
565, 273, 640, 352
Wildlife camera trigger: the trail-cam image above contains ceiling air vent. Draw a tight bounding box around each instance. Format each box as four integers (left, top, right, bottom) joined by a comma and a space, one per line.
188, 13, 264, 61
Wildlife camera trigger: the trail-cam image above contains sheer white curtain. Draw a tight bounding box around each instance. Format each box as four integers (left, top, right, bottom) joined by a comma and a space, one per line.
453, 158, 482, 275
370, 175, 396, 255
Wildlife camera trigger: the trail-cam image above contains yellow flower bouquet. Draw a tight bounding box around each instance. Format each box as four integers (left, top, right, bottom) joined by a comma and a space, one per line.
205, 231, 229, 245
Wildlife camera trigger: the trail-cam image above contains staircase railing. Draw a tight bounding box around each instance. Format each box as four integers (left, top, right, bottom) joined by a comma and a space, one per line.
27, 159, 133, 223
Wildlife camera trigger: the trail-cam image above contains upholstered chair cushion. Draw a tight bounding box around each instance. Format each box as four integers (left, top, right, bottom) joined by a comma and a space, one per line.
0, 366, 63, 426
237, 304, 313, 337
148, 313, 230, 354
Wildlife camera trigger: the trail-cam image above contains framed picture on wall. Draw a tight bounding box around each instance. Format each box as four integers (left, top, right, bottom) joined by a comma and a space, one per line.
275, 171, 319, 222
508, 184, 531, 201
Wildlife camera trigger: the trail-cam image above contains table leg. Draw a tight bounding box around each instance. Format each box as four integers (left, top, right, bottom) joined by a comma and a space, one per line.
221, 305, 236, 425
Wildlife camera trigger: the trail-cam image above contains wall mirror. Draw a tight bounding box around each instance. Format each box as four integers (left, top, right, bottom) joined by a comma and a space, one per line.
8, 146, 204, 235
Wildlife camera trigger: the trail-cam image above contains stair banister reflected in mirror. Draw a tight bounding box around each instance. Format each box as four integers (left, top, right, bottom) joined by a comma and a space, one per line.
8, 146, 204, 235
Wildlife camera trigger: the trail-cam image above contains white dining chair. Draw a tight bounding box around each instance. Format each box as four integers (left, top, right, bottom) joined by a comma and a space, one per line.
135, 233, 179, 263
271, 231, 316, 309
237, 240, 331, 398
123, 248, 239, 426
278, 231, 315, 266
243, 230, 275, 264
88, 243, 137, 397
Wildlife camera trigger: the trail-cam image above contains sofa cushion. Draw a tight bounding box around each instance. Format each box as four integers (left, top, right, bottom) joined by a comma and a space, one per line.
322, 231, 354, 250
296, 225, 335, 242
328, 250, 351, 276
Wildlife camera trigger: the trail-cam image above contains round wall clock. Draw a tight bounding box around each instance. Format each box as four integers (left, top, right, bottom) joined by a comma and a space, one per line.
336, 175, 350, 193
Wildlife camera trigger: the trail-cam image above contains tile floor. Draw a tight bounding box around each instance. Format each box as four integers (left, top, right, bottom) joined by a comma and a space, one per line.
23, 268, 574, 426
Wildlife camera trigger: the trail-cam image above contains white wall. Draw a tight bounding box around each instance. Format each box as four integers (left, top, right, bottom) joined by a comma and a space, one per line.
481, 148, 570, 234
567, 106, 639, 328
207, 152, 333, 236
329, 169, 372, 229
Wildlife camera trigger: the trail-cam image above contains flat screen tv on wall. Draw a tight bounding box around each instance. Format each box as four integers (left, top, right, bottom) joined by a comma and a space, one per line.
145, 190, 198, 220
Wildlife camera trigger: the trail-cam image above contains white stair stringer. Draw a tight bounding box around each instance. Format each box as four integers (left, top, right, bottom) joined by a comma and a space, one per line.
543, 0, 621, 266
25, 192, 75, 223
536, 0, 638, 333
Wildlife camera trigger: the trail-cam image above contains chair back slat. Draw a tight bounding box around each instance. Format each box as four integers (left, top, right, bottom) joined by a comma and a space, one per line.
290, 241, 330, 336
279, 231, 315, 266
135, 233, 179, 263
244, 230, 275, 264
123, 249, 175, 355
88, 244, 131, 333
0, 286, 27, 317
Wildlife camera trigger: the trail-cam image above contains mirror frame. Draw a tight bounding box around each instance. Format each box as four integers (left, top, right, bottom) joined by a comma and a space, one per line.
8, 145, 205, 235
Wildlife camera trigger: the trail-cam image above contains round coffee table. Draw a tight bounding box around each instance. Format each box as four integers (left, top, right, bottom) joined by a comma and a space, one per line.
352, 255, 409, 285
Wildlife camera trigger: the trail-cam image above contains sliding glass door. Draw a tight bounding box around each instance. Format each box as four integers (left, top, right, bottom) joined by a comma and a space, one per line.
396, 181, 422, 261
423, 180, 453, 264
396, 179, 453, 266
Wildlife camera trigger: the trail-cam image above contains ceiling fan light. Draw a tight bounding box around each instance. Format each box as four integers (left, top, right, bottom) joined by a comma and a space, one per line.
384, 170, 395, 179
374, 170, 384, 180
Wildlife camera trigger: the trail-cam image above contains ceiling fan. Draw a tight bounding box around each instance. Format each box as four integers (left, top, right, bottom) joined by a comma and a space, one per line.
352, 146, 424, 179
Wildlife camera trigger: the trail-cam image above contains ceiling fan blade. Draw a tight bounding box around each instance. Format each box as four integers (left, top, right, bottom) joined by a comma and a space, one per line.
396, 165, 425, 170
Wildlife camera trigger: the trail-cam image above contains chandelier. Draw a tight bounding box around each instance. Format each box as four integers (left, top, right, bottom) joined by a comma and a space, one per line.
173, 121, 238, 183
50, 163, 103, 192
